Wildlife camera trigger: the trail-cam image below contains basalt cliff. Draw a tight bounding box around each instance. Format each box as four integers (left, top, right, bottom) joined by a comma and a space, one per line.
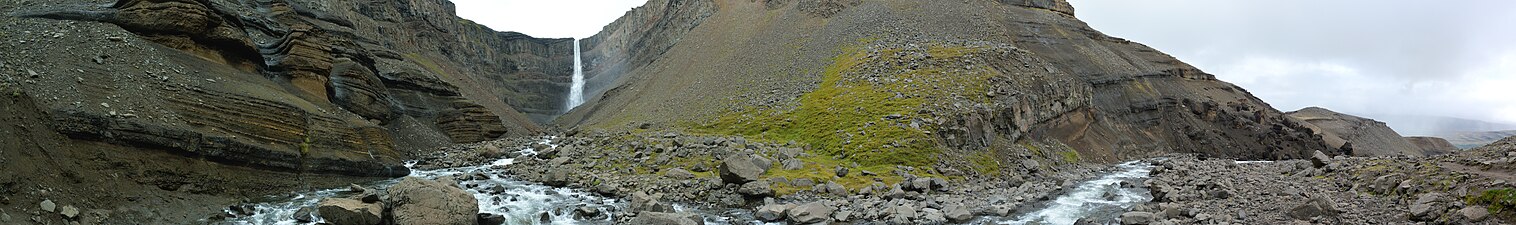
1, 0, 580, 222
6, 0, 1505, 224
559, 0, 1330, 171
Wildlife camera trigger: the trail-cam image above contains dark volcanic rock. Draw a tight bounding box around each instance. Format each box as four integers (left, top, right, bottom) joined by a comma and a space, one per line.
3, 0, 584, 180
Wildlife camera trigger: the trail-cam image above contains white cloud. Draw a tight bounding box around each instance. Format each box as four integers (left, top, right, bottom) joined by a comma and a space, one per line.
1069, 0, 1516, 126
450, 0, 647, 38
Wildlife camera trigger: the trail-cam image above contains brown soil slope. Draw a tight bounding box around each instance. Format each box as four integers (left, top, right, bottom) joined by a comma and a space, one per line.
559, 0, 1328, 171
1287, 107, 1429, 156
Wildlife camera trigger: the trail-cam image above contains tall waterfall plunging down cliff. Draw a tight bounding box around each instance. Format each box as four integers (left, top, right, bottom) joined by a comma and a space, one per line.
566, 39, 586, 111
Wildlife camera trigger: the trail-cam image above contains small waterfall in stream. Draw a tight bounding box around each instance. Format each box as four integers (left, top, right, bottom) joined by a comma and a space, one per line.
565, 39, 585, 111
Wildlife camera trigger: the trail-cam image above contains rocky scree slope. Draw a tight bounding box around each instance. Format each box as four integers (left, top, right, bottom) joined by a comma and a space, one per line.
1135, 135, 1516, 224
557, 0, 1329, 181
1286, 107, 1455, 157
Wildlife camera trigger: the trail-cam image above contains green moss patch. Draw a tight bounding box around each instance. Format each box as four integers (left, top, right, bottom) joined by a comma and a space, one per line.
692, 42, 1000, 192
1468, 188, 1516, 214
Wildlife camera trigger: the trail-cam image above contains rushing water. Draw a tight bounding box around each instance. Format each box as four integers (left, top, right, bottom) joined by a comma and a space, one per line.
226, 138, 624, 225
227, 137, 1157, 225
997, 161, 1155, 225
566, 39, 586, 110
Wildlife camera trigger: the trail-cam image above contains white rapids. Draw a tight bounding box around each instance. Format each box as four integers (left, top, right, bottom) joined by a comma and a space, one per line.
565, 39, 586, 110
225, 138, 623, 225
998, 161, 1155, 225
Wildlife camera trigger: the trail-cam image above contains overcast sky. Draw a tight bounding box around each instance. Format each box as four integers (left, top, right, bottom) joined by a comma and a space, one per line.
451, 0, 645, 38
453, 0, 1516, 126
1067, 0, 1516, 126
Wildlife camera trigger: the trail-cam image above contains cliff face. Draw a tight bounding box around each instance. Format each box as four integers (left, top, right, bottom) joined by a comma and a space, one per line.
2, 0, 578, 176
560, 0, 1329, 170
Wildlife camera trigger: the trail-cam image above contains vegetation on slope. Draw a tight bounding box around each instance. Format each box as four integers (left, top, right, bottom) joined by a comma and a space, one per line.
692, 42, 1002, 192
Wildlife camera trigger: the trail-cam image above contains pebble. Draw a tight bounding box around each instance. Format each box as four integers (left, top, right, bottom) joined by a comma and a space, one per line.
40, 200, 56, 212
60, 205, 78, 219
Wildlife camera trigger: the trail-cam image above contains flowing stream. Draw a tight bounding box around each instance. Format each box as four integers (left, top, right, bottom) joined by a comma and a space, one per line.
565, 39, 585, 110
997, 161, 1155, 225
226, 137, 1156, 225
226, 138, 624, 225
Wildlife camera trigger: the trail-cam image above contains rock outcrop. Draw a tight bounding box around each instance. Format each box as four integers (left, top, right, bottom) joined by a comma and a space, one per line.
386, 177, 479, 225
558, 0, 1329, 174
3, 0, 585, 178
1287, 107, 1424, 156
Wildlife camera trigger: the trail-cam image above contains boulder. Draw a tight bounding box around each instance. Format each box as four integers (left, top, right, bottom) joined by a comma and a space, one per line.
889, 203, 918, 222
921, 208, 947, 224
1286, 194, 1339, 220
39, 199, 55, 212
630, 192, 675, 213
819, 181, 848, 196
386, 177, 479, 225
787, 201, 835, 224
835, 166, 849, 177
1021, 159, 1042, 171
293, 206, 317, 222
59, 205, 79, 219
1459, 206, 1489, 222
738, 181, 775, 197
1120, 211, 1156, 225
719, 154, 766, 184
755, 203, 791, 221
317, 198, 383, 225
885, 184, 908, 199
628, 212, 705, 225
944, 203, 972, 222
1310, 150, 1331, 168
664, 168, 697, 179
1409, 192, 1449, 222
477, 213, 506, 225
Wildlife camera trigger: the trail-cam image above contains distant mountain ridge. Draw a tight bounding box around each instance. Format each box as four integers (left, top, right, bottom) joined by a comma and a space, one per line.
1352, 113, 1516, 136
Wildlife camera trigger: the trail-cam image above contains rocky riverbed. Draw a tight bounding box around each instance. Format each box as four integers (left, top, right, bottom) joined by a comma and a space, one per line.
215, 134, 1516, 225
219, 132, 1174, 225
1124, 137, 1516, 224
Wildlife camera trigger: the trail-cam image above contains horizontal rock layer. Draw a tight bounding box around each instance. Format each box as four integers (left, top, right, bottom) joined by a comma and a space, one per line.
3, 0, 582, 176
560, 0, 1328, 164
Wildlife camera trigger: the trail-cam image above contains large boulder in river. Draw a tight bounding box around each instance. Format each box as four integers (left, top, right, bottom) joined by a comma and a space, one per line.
317, 198, 382, 225
628, 212, 705, 225
719, 154, 767, 184
386, 177, 479, 225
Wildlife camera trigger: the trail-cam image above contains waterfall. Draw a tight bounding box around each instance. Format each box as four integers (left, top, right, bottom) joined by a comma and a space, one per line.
566, 39, 586, 111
